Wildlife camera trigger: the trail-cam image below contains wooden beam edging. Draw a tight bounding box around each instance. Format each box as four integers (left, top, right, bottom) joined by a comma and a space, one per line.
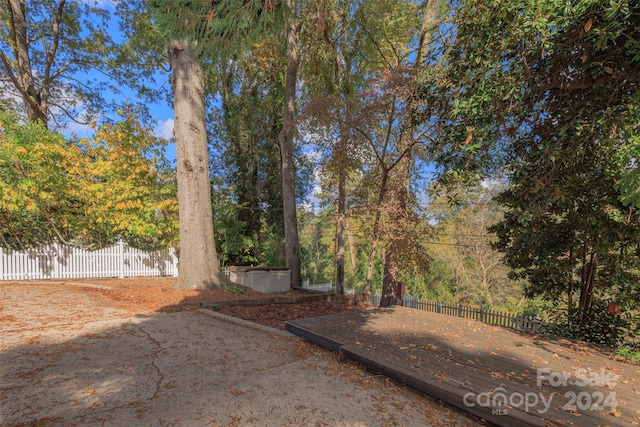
285, 322, 342, 353
338, 345, 553, 427
291, 286, 333, 294
285, 318, 556, 426
201, 293, 335, 309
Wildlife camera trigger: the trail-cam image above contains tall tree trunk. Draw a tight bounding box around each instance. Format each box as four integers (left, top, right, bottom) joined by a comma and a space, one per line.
578, 252, 597, 309
379, 0, 437, 307
334, 92, 352, 295
346, 216, 357, 271
379, 151, 411, 307
279, 0, 301, 287
379, 246, 400, 307
171, 40, 225, 290
333, 47, 354, 295
364, 168, 389, 294
335, 166, 346, 295
568, 247, 575, 308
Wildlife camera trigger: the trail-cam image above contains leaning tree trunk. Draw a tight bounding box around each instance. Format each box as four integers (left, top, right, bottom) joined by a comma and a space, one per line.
279, 0, 301, 287
7, 0, 49, 125
171, 40, 226, 290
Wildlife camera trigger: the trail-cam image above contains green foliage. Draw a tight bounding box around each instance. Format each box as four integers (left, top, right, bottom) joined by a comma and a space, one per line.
298, 204, 391, 291
113, 0, 168, 101
0, 109, 83, 246
544, 303, 639, 348
513, 298, 554, 319
615, 346, 640, 365
255, 224, 287, 267
207, 35, 289, 268
614, 93, 640, 209
440, 0, 640, 313
424, 184, 524, 306
148, 0, 277, 57
211, 176, 288, 268
489, 137, 640, 308
439, 0, 640, 176
406, 259, 456, 303
226, 286, 244, 295
299, 208, 335, 284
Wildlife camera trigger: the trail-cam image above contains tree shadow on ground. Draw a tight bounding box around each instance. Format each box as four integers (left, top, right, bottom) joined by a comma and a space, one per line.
1, 283, 483, 427
285, 306, 639, 427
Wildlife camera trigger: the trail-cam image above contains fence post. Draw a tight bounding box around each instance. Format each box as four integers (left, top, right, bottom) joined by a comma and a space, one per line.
118, 241, 125, 278
518, 314, 524, 330
458, 304, 463, 317
171, 247, 179, 277
52, 244, 58, 279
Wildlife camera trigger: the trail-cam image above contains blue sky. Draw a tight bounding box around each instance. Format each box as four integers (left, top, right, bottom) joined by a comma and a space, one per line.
65, 1, 176, 162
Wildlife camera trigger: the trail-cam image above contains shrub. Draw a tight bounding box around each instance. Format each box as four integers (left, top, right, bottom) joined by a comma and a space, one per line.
544, 303, 638, 348
616, 345, 640, 364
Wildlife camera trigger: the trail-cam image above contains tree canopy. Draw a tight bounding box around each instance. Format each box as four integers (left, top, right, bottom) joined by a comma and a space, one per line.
440, 0, 640, 311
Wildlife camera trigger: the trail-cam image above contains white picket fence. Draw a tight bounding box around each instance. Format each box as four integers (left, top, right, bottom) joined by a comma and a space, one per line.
0, 241, 178, 281
300, 279, 363, 294
301, 279, 333, 292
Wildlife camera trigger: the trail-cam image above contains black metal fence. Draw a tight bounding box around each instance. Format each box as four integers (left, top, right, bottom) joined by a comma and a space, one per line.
369, 294, 545, 333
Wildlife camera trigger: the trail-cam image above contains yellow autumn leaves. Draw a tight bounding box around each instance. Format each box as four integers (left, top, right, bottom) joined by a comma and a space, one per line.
0, 109, 178, 249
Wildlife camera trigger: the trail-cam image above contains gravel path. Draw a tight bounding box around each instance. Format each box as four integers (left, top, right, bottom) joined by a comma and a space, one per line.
0, 282, 484, 426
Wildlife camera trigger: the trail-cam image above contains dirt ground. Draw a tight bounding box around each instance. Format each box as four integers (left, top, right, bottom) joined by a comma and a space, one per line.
1, 277, 485, 426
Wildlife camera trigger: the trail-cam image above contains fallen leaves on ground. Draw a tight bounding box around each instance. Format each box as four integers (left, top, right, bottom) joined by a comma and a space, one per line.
50, 277, 372, 329
219, 297, 371, 330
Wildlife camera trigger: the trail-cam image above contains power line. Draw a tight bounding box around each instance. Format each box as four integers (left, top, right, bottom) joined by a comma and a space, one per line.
423, 241, 493, 248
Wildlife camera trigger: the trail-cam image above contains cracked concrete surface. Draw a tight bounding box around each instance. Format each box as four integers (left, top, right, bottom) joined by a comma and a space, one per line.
0, 282, 482, 426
